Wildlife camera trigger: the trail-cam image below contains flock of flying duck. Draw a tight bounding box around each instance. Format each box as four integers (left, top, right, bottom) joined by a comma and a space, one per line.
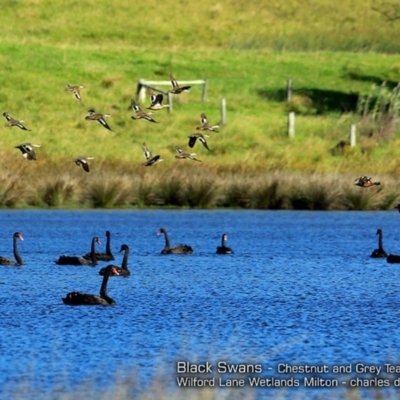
0, 229, 233, 306
3, 74, 219, 171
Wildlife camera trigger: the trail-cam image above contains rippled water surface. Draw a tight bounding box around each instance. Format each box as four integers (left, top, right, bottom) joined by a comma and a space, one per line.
2, 209, 400, 399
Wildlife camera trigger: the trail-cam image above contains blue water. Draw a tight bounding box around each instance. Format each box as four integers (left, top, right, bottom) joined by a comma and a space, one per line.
2, 209, 400, 399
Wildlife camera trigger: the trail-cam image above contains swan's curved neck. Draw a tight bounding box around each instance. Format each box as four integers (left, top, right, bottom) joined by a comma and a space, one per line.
221, 237, 226, 247
121, 248, 130, 270
99, 270, 112, 303
378, 231, 384, 250
163, 231, 171, 248
90, 238, 98, 265
106, 234, 113, 256
13, 236, 23, 265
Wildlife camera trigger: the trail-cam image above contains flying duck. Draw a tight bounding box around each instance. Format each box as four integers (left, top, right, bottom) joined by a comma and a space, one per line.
354, 176, 381, 187
131, 100, 158, 123
169, 74, 191, 94
188, 133, 210, 151
147, 93, 170, 111
175, 146, 202, 162
15, 143, 41, 160
65, 84, 85, 106
196, 113, 219, 132
3, 112, 30, 131
85, 109, 113, 131
74, 156, 94, 172
142, 143, 164, 166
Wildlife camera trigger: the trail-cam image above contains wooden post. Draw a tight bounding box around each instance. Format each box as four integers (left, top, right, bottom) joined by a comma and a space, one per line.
288, 111, 295, 138
287, 79, 293, 102
167, 92, 173, 113
136, 81, 146, 102
350, 124, 356, 147
220, 98, 226, 124
202, 80, 208, 102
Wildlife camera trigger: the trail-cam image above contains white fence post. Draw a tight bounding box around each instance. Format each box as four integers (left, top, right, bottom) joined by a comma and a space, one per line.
350, 124, 356, 147
167, 92, 173, 113
288, 111, 295, 138
220, 98, 227, 125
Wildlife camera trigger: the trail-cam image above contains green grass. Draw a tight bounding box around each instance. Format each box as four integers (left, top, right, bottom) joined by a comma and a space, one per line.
1, 1, 400, 208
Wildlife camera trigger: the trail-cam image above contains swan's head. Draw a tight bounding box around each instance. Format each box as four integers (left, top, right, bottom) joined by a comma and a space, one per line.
94, 237, 101, 245
14, 232, 24, 241
106, 231, 111, 237
119, 244, 129, 252
376, 229, 383, 235
222, 233, 228, 240
157, 228, 166, 236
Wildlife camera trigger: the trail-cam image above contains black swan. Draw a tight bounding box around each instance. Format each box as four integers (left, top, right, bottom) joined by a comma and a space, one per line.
83, 230, 114, 261
0, 232, 24, 266
216, 233, 234, 254
62, 265, 119, 306
99, 244, 130, 276
55, 236, 100, 266
370, 229, 388, 258
387, 254, 400, 263
157, 228, 193, 254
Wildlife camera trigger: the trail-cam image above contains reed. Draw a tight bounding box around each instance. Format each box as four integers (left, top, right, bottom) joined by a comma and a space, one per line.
83, 174, 133, 208
357, 82, 400, 142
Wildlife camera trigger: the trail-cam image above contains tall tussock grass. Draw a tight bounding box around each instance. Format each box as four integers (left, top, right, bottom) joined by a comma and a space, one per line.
2, 161, 397, 210
357, 82, 400, 142
32, 174, 78, 208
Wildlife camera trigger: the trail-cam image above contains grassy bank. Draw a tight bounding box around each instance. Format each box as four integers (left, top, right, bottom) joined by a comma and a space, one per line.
1, 1, 400, 208
1, 158, 397, 210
